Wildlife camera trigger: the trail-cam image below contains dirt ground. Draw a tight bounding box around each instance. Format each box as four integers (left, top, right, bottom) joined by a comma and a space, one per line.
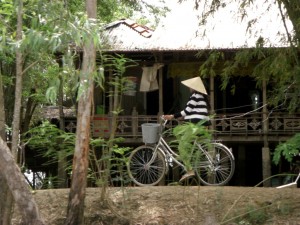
12, 185, 300, 225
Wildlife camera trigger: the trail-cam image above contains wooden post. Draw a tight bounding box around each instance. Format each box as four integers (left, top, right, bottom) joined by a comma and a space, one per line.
262, 79, 271, 187
132, 107, 138, 137
158, 53, 164, 116
209, 74, 215, 131
237, 145, 246, 185
108, 69, 113, 113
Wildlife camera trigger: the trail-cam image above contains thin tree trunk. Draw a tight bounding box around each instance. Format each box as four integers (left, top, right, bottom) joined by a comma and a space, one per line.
0, 178, 13, 225
0, 71, 5, 140
0, 137, 45, 225
65, 0, 96, 224
57, 74, 68, 188
2, 0, 25, 224
0, 64, 14, 225
100, 76, 118, 200
21, 89, 37, 134
11, 0, 24, 161
280, 0, 300, 43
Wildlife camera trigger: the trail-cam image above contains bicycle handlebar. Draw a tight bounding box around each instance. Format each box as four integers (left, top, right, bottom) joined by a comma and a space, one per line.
160, 116, 169, 127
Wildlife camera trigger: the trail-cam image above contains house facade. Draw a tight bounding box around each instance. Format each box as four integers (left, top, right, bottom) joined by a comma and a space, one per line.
89, 3, 298, 187
91, 48, 300, 187
26, 3, 298, 188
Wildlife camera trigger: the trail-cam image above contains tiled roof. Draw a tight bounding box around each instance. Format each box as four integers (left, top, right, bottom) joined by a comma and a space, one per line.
102, 19, 153, 50
147, 1, 292, 50
104, 19, 154, 38
103, 1, 293, 52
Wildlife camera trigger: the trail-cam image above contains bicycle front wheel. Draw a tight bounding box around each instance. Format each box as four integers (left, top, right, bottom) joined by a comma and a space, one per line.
127, 145, 167, 186
194, 142, 235, 186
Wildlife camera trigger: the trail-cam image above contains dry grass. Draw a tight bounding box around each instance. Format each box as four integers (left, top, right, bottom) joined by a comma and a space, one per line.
12, 186, 300, 225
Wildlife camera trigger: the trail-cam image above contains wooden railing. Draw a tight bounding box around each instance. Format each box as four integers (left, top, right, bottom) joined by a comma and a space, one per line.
213, 112, 300, 142
64, 112, 300, 143
215, 112, 300, 134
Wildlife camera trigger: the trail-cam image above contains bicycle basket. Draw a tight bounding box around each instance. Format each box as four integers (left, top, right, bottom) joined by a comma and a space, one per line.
141, 123, 160, 144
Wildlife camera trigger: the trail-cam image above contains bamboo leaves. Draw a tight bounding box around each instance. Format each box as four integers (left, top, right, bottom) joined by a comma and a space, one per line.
273, 133, 300, 165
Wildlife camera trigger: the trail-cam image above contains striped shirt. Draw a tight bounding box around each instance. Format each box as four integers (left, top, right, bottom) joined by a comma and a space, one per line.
174, 91, 210, 125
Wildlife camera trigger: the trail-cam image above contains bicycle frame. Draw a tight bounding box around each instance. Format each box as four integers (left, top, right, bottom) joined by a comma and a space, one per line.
147, 117, 212, 174
146, 119, 186, 174
156, 136, 186, 169
276, 172, 300, 189
128, 117, 235, 186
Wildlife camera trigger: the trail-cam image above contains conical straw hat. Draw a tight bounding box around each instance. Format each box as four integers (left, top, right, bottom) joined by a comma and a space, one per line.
181, 77, 207, 95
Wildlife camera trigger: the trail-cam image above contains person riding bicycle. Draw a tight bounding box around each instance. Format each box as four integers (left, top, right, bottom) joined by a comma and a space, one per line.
163, 76, 211, 183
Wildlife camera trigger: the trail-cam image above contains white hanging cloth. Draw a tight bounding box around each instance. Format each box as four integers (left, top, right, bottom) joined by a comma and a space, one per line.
140, 63, 164, 92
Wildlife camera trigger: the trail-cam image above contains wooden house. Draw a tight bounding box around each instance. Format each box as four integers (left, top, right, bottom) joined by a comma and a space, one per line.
88, 2, 299, 187
27, 2, 298, 188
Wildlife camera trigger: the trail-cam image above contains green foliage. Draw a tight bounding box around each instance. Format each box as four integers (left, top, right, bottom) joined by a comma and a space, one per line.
1, 0, 166, 126
45, 77, 61, 104
2, 0, 107, 107
171, 121, 212, 171
94, 66, 105, 90
23, 122, 72, 187
103, 54, 138, 77
109, 146, 132, 186
195, 0, 300, 111
101, 54, 138, 113
98, 0, 169, 28
273, 133, 300, 165
243, 205, 268, 225
99, 0, 132, 23
24, 121, 76, 188
173, 121, 211, 142
25, 120, 133, 188
198, 46, 300, 110
0, 0, 14, 31
0, 0, 169, 194
24, 120, 75, 166
277, 201, 292, 215
90, 137, 132, 187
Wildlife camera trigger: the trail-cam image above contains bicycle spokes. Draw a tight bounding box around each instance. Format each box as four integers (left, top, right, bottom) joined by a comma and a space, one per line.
127, 146, 167, 186
194, 143, 235, 186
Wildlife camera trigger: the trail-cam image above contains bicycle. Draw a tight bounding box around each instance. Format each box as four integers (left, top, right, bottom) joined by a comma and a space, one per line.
276, 172, 300, 188
127, 117, 235, 186
276, 159, 300, 189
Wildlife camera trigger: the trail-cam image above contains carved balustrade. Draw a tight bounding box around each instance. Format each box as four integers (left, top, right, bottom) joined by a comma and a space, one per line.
63, 112, 300, 142
214, 112, 300, 135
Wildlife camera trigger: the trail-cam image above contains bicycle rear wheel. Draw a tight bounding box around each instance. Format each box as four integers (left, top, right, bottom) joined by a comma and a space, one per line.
127, 145, 167, 186
194, 142, 235, 186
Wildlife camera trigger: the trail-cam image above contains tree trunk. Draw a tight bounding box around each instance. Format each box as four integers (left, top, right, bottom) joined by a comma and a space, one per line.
65, 0, 96, 224
0, 73, 5, 140
21, 89, 37, 134
100, 76, 119, 200
0, 64, 14, 225
57, 74, 68, 188
1, 0, 25, 224
11, 0, 24, 161
0, 137, 45, 225
262, 79, 271, 186
280, 0, 300, 43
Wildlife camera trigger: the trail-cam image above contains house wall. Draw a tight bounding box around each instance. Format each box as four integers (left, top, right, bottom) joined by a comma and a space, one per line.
90, 50, 299, 187
214, 76, 260, 114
